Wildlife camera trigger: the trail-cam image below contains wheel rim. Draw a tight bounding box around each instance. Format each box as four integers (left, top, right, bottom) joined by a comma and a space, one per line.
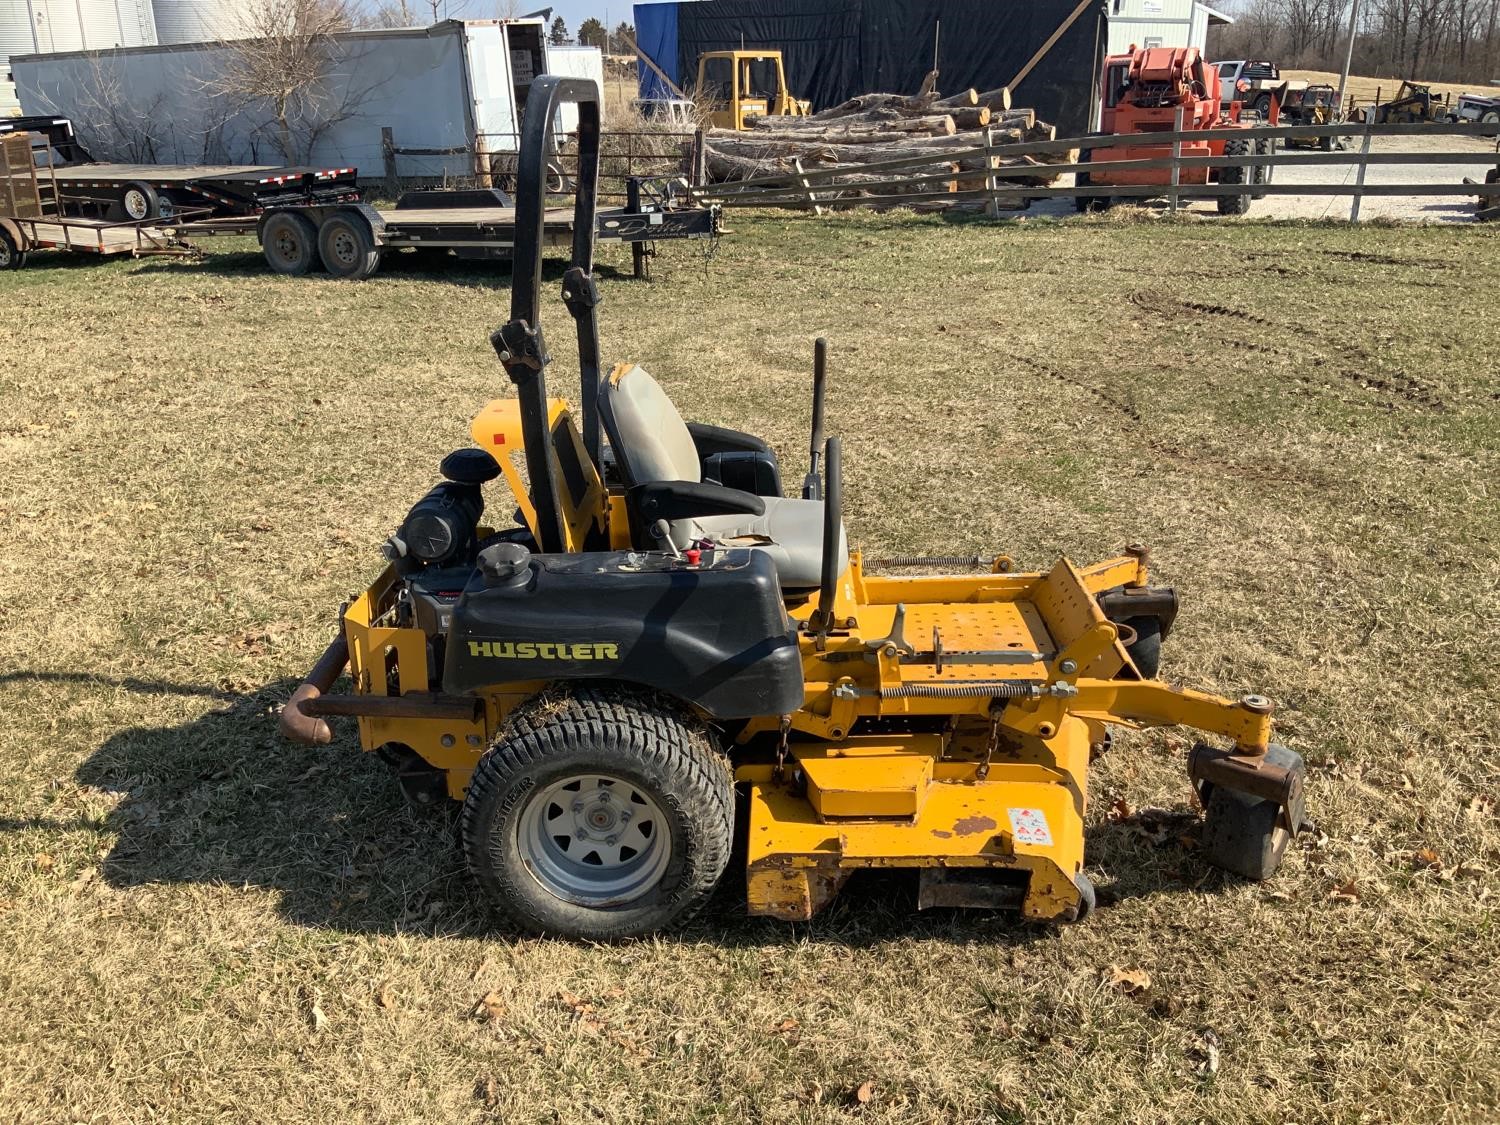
329, 227, 359, 267
271, 226, 303, 265
0, 239, 11, 267
516, 773, 672, 907
124, 189, 148, 220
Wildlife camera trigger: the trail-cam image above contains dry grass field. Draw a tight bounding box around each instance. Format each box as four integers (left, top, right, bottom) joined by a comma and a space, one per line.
1, 213, 1498, 1123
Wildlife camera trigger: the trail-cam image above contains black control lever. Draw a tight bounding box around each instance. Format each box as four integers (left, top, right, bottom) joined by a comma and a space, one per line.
802, 337, 828, 500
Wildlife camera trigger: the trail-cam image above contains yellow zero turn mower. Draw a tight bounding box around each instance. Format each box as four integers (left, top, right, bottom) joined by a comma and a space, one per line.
279, 76, 1307, 939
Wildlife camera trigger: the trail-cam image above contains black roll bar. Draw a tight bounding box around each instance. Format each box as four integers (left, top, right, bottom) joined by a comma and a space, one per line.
490, 75, 602, 555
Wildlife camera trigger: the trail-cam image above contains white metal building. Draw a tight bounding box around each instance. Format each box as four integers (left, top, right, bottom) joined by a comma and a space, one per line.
1105, 0, 1233, 56
10, 20, 604, 178
2, 0, 156, 113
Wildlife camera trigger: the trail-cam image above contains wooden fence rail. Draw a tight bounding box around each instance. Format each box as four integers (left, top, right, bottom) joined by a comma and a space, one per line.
692, 120, 1500, 221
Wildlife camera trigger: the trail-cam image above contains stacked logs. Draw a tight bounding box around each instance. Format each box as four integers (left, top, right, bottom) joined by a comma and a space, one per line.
698, 85, 1068, 209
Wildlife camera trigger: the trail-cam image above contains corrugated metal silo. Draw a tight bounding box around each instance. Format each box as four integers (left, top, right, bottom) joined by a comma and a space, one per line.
152, 0, 252, 45
2, 0, 156, 115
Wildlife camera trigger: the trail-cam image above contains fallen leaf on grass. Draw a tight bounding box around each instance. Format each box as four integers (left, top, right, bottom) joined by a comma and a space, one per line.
1468, 794, 1495, 817
375, 982, 395, 1010
770, 1017, 801, 1042
1107, 797, 1132, 822
69, 866, 98, 893
557, 989, 604, 1034
1329, 879, 1360, 903
1411, 848, 1443, 873
34, 853, 54, 873
1192, 1029, 1221, 1078
1106, 965, 1152, 995
475, 1074, 500, 1108
471, 991, 505, 1022
852, 1080, 875, 1105
309, 995, 328, 1032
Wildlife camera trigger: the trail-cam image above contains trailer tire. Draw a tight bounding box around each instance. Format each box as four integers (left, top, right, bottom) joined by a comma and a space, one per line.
120, 181, 159, 222
318, 211, 381, 280
1482, 110, 1500, 125
1216, 138, 1253, 216
261, 212, 321, 276
461, 687, 734, 940
1199, 744, 1306, 881
0, 226, 26, 270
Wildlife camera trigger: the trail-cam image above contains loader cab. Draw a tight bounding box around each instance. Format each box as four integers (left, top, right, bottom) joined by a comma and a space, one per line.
696, 50, 809, 130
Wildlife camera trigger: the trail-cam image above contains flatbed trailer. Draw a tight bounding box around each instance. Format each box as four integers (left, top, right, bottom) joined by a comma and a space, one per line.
254, 181, 720, 281
0, 131, 199, 270
0, 116, 360, 223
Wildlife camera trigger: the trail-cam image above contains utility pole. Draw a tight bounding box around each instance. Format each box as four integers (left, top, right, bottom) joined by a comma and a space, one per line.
1335, 0, 1362, 112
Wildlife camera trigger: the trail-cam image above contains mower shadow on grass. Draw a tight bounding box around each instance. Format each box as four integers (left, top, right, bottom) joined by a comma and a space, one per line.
70, 678, 1205, 947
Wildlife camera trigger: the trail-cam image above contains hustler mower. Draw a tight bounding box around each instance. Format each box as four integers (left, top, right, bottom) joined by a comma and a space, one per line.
279, 76, 1307, 940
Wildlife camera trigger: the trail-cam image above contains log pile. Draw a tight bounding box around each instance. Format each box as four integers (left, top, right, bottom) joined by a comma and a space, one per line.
697, 85, 1070, 211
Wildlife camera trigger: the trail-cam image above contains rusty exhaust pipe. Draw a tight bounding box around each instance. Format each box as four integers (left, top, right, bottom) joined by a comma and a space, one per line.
278, 633, 350, 745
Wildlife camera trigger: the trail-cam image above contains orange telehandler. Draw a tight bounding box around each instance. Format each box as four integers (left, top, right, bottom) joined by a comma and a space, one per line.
1077, 45, 1272, 216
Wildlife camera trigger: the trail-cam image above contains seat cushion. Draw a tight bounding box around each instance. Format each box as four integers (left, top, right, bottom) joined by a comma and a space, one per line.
690, 496, 848, 591
600, 364, 701, 484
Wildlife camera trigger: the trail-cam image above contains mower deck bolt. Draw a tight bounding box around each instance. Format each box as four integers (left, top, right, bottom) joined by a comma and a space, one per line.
440, 734, 455, 747
1059, 659, 1078, 674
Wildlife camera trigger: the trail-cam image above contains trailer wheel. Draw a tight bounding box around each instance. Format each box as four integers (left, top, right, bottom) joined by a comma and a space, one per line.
0, 227, 27, 270
1483, 110, 1500, 125
261, 212, 320, 276
120, 181, 159, 222
461, 688, 734, 939
1199, 744, 1306, 881
318, 212, 381, 280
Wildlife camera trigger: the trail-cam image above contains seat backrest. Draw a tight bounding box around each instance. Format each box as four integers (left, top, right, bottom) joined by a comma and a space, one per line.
598, 363, 701, 485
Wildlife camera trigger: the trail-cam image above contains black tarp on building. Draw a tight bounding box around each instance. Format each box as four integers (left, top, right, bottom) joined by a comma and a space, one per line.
634, 0, 1104, 137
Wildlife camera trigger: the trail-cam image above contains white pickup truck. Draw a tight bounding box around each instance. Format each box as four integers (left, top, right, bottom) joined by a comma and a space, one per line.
1454, 93, 1500, 124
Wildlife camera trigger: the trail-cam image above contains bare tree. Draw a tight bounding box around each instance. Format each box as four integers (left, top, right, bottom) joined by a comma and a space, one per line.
209, 0, 376, 164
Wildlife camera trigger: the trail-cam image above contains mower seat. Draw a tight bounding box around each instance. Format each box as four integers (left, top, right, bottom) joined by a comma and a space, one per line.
599, 363, 847, 591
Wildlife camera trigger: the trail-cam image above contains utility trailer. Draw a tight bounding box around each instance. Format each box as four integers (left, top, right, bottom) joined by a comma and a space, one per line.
0, 117, 360, 223
254, 180, 720, 281
0, 131, 198, 270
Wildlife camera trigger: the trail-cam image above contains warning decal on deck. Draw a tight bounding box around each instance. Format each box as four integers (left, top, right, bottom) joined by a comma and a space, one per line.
1007, 807, 1054, 847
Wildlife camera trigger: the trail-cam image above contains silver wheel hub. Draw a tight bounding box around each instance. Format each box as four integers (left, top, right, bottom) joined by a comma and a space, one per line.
331, 230, 357, 265
516, 773, 671, 908
124, 189, 147, 219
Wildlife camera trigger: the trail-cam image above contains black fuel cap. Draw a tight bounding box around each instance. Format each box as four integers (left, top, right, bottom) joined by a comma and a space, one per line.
479, 541, 532, 587
441, 448, 502, 484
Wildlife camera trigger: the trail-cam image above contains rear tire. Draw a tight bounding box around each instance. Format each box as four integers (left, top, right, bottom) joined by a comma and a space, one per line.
120, 181, 159, 222
317, 211, 381, 279
1482, 110, 1500, 125
1252, 94, 1272, 117
1199, 744, 1305, 880
261, 211, 320, 276
461, 688, 735, 939
1216, 137, 1253, 216
0, 227, 26, 270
